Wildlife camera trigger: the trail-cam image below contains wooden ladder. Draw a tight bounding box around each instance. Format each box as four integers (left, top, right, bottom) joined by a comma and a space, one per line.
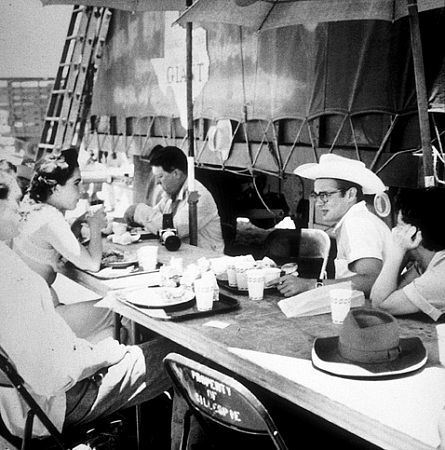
38, 5, 112, 157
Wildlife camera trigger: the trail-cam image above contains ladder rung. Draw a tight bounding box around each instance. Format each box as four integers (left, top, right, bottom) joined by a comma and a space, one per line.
73, 6, 87, 13
51, 89, 71, 95
45, 116, 65, 122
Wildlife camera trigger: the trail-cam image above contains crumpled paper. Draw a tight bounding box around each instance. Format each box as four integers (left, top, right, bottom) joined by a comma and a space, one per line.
277, 281, 365, 318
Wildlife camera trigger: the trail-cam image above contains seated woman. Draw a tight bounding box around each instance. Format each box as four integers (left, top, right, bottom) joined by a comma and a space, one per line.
13, 149, 115, 344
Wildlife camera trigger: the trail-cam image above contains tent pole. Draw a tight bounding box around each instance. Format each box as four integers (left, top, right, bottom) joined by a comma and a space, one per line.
186, 0, 198, 245
407, 0, 435, 187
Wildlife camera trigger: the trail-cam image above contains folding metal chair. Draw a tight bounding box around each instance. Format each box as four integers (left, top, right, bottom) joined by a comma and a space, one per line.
0, 346, 123, 450
299, 228, 331, 280
164, 352, 288, 450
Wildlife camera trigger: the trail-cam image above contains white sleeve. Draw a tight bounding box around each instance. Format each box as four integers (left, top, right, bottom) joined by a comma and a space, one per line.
41, 210, 88, 267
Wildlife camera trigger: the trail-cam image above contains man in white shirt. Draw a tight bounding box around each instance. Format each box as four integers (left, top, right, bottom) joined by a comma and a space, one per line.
0, 170, 178, 438
125, 146, 224, 254
277, 154, 392, 298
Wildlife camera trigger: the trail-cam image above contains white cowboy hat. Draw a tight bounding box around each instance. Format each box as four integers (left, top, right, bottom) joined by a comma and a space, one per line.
293, 154, 387, 195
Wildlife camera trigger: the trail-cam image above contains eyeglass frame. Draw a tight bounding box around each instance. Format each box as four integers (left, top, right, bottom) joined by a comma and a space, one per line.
310, 189, 344, 202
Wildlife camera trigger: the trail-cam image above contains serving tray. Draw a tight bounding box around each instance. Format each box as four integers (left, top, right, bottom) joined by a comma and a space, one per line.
120, 292, 240, 321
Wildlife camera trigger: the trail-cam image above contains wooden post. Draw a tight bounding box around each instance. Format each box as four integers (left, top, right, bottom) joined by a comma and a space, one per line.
186, 0, 198, 246
407, 0, 435, 187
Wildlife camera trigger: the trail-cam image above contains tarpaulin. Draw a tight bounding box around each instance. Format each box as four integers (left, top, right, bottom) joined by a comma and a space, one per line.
92, 9, 444, 126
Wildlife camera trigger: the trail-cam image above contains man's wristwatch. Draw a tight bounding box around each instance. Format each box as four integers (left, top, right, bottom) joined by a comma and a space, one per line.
315, 279, 324, 288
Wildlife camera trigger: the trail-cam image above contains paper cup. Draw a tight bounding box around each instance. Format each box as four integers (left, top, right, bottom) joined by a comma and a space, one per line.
264, 267, 281, 285
137, 245, 158, 271
194, 278, 214, 311
235, 262, 253, 291
329, 288, 352, 324
247, 269, 265, 301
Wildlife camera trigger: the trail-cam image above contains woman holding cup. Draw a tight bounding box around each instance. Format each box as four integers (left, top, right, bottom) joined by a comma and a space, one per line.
13, 149, 116, 344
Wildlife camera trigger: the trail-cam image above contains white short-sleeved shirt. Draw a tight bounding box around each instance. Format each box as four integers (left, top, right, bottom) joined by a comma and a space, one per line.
333, 201, 392, 279
134, 179, 224, 253
402, 250, 445, 321
0, 243, 126, 437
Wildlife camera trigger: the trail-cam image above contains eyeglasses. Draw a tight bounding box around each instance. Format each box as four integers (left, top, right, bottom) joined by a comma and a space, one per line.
310, 190, 343, 202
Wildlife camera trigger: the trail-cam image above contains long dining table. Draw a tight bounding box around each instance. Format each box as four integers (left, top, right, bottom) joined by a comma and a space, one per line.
61, 238, 445, 450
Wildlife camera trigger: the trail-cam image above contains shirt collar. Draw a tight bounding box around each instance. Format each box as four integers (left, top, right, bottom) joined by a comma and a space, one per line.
333, 201, 367, 233
175, 180, 188, 201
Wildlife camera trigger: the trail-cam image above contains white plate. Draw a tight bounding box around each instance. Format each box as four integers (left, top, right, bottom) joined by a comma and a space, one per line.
120, 287, 194, 308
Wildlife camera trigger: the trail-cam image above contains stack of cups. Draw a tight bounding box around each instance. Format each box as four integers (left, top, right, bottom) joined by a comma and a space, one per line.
329, 288, 352, 324
137, 245, 158, 272
246, 269, 265, 301
194, 278, 214, 311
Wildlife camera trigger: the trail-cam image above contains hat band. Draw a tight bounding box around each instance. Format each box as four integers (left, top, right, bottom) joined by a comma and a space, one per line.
339, 343, 401, 364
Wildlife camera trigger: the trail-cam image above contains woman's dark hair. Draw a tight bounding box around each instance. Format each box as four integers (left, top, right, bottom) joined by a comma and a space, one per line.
333, 179, 364, 202
28, 148, 79, 203
148, 145, 187, 173
395, 187, 445, 251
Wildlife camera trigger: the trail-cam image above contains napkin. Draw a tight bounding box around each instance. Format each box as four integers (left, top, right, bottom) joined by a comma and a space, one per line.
108, 231, 140, 245
277, 281, 365, 318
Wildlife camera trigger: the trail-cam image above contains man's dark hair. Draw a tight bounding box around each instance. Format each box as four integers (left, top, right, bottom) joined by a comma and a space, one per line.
148, 145, 187, 173
333, 179, 364, 202
395, 187, 445, 251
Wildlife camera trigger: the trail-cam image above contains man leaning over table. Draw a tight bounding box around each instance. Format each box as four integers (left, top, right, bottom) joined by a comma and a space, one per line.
0, 170, 182, 441
124, 145, 224, 254
371, 187, 445, 320
277, 154, 392, 298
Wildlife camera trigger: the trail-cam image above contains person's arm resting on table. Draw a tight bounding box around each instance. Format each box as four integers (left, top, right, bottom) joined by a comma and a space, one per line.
126, 203, 163, 234
371, 225, 422, 315
277, 257, 382, 297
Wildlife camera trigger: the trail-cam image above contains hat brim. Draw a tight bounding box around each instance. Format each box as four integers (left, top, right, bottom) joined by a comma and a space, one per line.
294, 161, 387, 195
312, 336, 427, 378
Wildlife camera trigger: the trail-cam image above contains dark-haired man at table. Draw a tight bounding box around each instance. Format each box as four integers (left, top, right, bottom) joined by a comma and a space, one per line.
124, 145, 224, 254
371, 187, 445, 320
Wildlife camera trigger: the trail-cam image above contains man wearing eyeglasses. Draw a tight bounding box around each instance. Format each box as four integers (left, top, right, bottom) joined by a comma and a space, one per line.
277, 154, 392, 298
